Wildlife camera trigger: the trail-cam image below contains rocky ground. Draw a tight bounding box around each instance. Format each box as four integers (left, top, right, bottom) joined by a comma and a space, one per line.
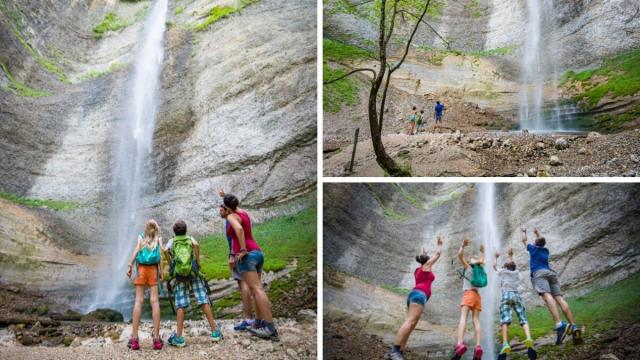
324, 129, 640, 177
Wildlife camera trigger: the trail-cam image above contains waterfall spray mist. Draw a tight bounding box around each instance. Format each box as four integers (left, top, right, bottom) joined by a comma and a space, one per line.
88, 0, 168, 315
476, 183, 500, 357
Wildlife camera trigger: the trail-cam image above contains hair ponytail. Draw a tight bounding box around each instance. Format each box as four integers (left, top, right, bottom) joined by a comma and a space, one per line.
416, 254, 430, 265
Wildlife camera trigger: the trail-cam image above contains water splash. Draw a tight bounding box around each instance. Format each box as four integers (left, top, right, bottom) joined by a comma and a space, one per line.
87, 0, 168, 315
476, 183, 500, 357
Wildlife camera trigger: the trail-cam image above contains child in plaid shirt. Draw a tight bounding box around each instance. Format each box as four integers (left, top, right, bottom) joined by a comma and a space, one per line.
494, 248, 536, 358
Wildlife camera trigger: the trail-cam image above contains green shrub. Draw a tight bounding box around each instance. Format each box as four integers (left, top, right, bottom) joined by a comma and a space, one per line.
193, 0, 259, 31
93, 12, 128, 39
323, 63, 361, 113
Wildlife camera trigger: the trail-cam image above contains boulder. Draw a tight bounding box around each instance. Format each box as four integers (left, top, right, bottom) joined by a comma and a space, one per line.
550, 156, 563, 166
555, 137, 569, 150
80, 308, 124, 323
535, 142, 545, 150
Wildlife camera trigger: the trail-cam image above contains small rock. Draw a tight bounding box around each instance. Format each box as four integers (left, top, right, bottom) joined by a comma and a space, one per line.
600, 354, 620, 360
19, 333, 35, 346
63, 334, 75, 346
550, 156, 562, 166
286, 348, 298, 357
502, 139, 511, 147
190, 327, 209, 337
199, 350, 208, 357
81, 338, 97, 347
297, 309, 316, 322
71, 336, 82, 347
7, 286, 20, 293
252, 340, 274, 352
555, 137, 569, 150
469, 143, 477, 151
631, 154, 639, 163
81, 308, 124, 322
624, 170, 636, 177
578, 147, 587, 155
527, 168, 537, 177
535, 142, 545, 150
588, 131, 602, 138
537, 169, 550, 177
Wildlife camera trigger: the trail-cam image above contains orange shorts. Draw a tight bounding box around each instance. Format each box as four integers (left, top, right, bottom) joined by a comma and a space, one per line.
134, 264, 158, 287
460, 289, 482, 311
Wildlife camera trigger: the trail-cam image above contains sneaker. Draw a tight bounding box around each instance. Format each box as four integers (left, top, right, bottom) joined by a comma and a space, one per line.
454, 343, 467, 356
386, 349, 405, 360
527, 347, 538, 360
524, 338, 534, 348
251, 319, 265, 329
211, 329, 223, 342
152, 338, 163, 350
571, 324, 583, 345
473, 345, 483, 359
500, 343, 511, 354
167, 332, 186, 347
555, 322, 569, 345
234, 320, 253, 331
250, 323, 279, 341
127, 338, 140, 350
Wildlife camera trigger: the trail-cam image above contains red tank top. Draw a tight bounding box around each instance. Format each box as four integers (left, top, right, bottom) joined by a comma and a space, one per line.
227, 210, 261, 255
413, 267, 435, 298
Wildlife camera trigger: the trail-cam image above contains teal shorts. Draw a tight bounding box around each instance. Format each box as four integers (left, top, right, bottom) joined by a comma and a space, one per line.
237, 250, 264, 274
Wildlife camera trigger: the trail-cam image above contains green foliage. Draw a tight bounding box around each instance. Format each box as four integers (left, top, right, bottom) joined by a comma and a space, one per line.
193, 0, 259, 31
323, 63, 361, 113
197, 207, 316, 280
591, 105, 640, 132
175, 6, 185, 15
0, 191, 81, 211
509, 273, 640, 341
365, 184, 411, 221
93, 13, 128, 39
393, 184, 423, 209
0, 62, 51, 97
471, 45, 517, 57
324, 38, 374, 62
78, 62, 126, 82
562, 47, 640, 107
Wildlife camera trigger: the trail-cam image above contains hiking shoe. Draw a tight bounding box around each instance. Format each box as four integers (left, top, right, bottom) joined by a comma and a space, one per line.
152, 338, 163, 350
167, 332, 185, 347
127, 338, 139, 350
527, 347, 538, 360
500, 343, 511, 354
234, 320, 253, 331
454, 343, 467, 356
250, 323, 279, 341
473, 345, 483, 359
251, 319, 265, 329
211, 329, 223, 342
555, 322, 569, 345
524, 338, 534, 348
571, 324, 583, 345
386, 349, 405, 360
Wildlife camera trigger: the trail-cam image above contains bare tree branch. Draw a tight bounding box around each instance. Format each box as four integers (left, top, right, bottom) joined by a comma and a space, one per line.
384, 1, 399, 49
323, 68, 377, 85
379, 66, 393, 129
400, 9, 451, 50
389, 0, 431, 74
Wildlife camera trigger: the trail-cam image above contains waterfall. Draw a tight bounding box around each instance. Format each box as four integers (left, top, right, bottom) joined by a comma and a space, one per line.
87, 0, 168, 315
476, 183, 500, 357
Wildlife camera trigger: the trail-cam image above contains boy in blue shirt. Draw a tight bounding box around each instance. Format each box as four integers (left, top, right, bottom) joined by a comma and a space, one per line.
521, 226, 582, 346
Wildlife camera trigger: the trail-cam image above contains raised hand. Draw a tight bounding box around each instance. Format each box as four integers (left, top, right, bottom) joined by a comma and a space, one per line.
507, 248, 514, 257
462, 238, 470, 247
437, 235, 443, 246
479, 244, 485, 253
495, 251, 500, 258
218, 188, 225, 198
533, 228, 540, 237
520, 224, 527, 233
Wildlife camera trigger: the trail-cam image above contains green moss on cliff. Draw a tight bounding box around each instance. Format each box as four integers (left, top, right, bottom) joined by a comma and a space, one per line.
93, 12, 128, 39
323, 63, 361, 113
193, 0, 259, 32
0, 191, 81, 211
77, 61, 127, 82
0, 62, 51, 97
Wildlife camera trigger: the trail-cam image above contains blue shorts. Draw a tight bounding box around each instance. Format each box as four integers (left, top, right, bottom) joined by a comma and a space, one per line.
174, 276, 209, 309
435, 114, 443, 123
406, 289, 428, 307
237, 250, 264, 275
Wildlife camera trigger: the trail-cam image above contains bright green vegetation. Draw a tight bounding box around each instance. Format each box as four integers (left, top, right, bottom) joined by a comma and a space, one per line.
471, 45, 517, 57
590, 105, 640, 132
509, 273, 640, 342
93, 12, 128, 39
197, 207, 316, 280
0, 191, 81, 211
78, 62, 126, 82
175, 6, 185, 15
561, 47, 640, 108
393, 184, 423, 209
324, 38, 374, 62
323, 63, 361, 113
193, 0, 259, 31
428, 189, 465, 208
465, 0, 483, 18
365, 184, 411, 221
0, 62, 51, 97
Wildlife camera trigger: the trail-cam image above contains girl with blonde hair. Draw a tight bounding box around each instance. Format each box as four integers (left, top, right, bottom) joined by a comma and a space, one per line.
126, 219, 164, 350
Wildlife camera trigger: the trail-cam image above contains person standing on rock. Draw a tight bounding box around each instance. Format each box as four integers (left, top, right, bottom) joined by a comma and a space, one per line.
406, 106, 418, 135
219, 192, 279, 340
218, 189, 256, 332
386, 236, 443, 360
434, 101, 445, 132
452, 239, 486, 360
165, 220, 223, 346
125, 219, 164, 351
521, 226, 582, 346
416, 110, 426, 133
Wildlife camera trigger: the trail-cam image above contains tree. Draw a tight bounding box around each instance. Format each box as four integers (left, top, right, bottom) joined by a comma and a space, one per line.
324, 0, 434, 176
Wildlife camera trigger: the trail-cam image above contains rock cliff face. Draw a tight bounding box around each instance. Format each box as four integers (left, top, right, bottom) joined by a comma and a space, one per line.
0, 0, 316, 296
324, 183, 640, 329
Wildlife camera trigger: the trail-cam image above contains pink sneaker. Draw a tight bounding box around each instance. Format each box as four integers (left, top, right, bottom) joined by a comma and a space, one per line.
127, 338, 140, 350
153, 338, 163, 350
454, 343, 467, 356
473, 345, 483, 359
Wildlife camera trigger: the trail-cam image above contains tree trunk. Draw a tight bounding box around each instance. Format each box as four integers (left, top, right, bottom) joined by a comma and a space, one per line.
368, 83, 401, 175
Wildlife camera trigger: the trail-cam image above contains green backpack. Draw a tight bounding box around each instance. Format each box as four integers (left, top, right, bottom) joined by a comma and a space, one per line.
135, 233, 161, 265
170, 235, 197, 280
460, 263, 488, 288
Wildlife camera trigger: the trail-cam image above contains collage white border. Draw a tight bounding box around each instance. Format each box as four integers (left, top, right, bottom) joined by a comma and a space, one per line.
314, 2, 640, 359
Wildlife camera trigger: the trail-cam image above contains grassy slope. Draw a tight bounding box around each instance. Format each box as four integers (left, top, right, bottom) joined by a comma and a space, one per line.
323, 39, 373, 113
0, 191, 80, 210
509, 272, 640, 342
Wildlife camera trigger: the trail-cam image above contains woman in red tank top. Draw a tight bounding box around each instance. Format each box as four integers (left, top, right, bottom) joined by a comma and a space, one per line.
387, 236, 444, 360
219, 191, 278, 341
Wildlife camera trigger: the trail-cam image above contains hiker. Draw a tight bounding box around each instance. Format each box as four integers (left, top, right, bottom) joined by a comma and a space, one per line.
386, 236, 443, 360
493, 248, 537, 359
406, 106, 418, 135
521, 226, 582, 345
219, 192, 279, 340
218, 189, 256, 331
416, 110, 425, 133
452, 239, 486, 360
125, 219, 164, 351
434, 101, 445, 132
165, 219, 223, 346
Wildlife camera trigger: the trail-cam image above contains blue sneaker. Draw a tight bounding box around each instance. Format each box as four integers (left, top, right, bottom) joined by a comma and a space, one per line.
234, 320, 253, 331
168, 332, 186, 347
555, 322, 569, 345
211, 329, 223, 342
